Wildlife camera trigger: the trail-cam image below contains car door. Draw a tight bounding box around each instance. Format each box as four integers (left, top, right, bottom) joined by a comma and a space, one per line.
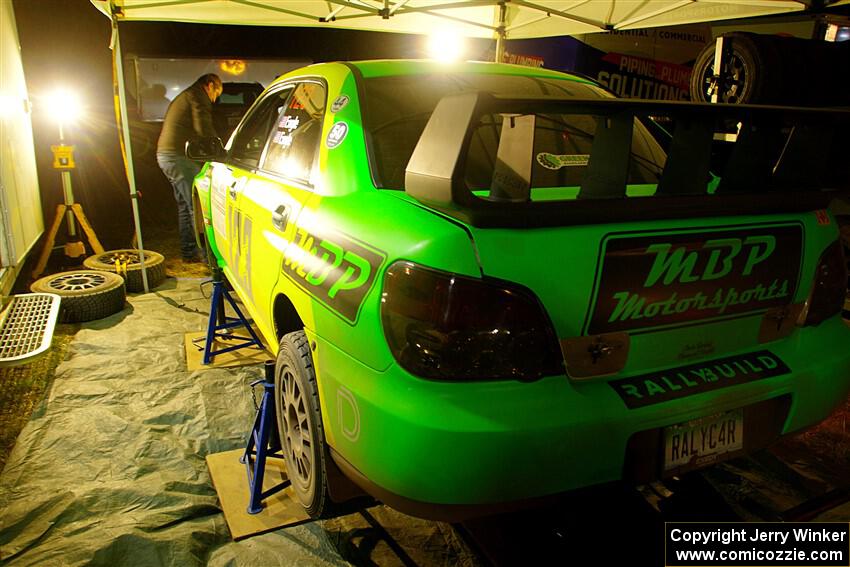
237, 80, 328, 342
210, 86, 293, 299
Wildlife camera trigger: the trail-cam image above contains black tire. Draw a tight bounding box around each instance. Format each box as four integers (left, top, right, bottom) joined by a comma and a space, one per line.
690, 33, 776, 105
31, 270, 126, 323
274, 330, 333, 518
83, 249, 166, 293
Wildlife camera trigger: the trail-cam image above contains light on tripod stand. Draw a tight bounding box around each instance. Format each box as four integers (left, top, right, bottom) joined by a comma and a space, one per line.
45, 88, 82, 132
32, 87, 105, 278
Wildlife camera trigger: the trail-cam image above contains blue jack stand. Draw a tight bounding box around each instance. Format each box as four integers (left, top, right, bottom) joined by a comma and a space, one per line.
203, 268, 264, 365
241, 361, 290, 514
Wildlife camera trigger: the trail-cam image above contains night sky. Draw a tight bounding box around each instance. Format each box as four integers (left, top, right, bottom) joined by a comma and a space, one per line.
12, 0, 494, 248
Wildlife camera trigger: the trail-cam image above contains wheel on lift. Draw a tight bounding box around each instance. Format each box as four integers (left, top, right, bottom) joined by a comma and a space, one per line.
30, 270, 126, 323
274, 329, 334, 518
690, 33, 777, 104
83, 249, 166, 293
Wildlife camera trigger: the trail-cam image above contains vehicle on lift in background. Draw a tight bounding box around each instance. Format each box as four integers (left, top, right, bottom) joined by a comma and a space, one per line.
189, 60, 850, 521
690, 25, 850, 106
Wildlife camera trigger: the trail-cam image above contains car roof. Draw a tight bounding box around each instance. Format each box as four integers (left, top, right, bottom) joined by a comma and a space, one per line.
276, 59, 593, 85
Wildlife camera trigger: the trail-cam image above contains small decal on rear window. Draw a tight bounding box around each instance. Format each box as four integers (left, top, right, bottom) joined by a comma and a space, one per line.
326, 122, 348, 149
272, 131, 293, 148
281, 115, 300, 131
536, 153, 589, 170
331, 95, 350, 113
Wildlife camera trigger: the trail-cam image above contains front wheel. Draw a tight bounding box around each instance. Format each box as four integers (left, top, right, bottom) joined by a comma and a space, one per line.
274, 330, 332, 517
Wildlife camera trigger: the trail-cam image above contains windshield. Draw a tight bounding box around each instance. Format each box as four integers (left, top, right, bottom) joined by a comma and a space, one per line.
361, 73, 667, 191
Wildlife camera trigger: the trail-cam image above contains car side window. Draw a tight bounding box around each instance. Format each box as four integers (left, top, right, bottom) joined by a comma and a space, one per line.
228, 88, 292, 169
261, 82, 327, 184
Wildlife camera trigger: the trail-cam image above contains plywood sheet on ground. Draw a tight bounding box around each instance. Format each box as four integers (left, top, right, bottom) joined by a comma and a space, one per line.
207, 448, 310, 540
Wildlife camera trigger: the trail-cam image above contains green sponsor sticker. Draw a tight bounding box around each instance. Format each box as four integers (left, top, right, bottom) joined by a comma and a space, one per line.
536, 152, 589, 170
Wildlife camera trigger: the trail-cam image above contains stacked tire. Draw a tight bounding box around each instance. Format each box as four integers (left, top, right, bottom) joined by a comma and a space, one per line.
83, 249, 166, 293
690, 32, 850, 106
31, 271, 126, 323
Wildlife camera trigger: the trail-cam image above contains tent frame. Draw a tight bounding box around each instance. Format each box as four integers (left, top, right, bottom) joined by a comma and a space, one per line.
110, 12, 149, 292
101, 0, 813, 293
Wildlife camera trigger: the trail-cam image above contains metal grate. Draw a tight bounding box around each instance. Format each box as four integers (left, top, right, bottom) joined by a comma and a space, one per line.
0, 293, 61, 367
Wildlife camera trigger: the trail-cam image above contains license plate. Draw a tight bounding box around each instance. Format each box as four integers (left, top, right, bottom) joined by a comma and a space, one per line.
663, 409, 744, 471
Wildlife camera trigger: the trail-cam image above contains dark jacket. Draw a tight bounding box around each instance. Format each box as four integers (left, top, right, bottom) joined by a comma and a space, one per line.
156, 82, 218, 154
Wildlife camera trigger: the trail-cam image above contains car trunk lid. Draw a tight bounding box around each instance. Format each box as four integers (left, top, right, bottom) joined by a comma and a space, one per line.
402, 94, 849, 379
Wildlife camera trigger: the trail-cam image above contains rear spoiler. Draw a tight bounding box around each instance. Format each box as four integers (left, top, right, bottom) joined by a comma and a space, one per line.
403, 93, 850, 229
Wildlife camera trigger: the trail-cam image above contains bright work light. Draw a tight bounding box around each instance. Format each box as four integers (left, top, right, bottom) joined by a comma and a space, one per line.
0, 94, 15, 118
427, 29, 465, 62
45, 88, 82, 126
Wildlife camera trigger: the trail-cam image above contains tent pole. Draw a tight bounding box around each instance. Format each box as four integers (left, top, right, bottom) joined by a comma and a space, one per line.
110, 17, 150, 293
495, 31, 506, 62
710, 35, 724, 104
494, 2, 507, 62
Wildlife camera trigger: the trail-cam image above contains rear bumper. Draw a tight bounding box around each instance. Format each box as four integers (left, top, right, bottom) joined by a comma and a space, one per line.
313, 317, 850, 513
327, 446, 614, 522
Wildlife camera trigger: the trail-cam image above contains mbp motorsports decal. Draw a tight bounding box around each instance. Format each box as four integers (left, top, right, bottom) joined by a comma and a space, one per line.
282, 225, 386, 324
586, 224, 803, 335
610, 350, 790, 409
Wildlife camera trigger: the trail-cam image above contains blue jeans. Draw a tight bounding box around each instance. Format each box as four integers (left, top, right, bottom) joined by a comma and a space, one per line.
156, 153, 205, 259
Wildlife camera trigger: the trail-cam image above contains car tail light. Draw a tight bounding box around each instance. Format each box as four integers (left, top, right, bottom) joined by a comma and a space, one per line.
801, 240, 847, 326
380, 261, 564, 381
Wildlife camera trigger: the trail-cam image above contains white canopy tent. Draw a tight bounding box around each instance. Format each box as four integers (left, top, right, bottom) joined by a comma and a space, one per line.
93, 1, 811, 39
91, 0, 819, 291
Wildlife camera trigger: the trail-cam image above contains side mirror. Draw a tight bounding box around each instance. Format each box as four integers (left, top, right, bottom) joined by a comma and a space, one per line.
186, 137, 225, 161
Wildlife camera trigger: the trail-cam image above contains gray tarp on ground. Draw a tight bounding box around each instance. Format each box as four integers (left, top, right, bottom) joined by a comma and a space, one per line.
0, 279, 473, 566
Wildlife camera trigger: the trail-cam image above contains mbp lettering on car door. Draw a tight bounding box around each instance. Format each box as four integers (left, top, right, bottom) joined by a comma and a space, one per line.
282, 226, 386, 324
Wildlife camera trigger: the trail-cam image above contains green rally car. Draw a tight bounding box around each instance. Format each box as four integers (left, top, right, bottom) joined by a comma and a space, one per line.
190, 60, 850, 520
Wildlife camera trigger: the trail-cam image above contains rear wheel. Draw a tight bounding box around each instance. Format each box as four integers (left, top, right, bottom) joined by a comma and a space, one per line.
274, 330, 332, 517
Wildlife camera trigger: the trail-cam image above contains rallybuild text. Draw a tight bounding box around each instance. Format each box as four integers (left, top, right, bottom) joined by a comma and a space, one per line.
665, 523, 849, 567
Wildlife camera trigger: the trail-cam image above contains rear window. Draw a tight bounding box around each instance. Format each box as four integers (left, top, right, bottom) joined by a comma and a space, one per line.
361, 74, 666, 191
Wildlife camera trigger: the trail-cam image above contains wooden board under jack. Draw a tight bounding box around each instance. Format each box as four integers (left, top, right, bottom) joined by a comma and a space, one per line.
184, 331, 269, 371
206, 448, 312, 540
